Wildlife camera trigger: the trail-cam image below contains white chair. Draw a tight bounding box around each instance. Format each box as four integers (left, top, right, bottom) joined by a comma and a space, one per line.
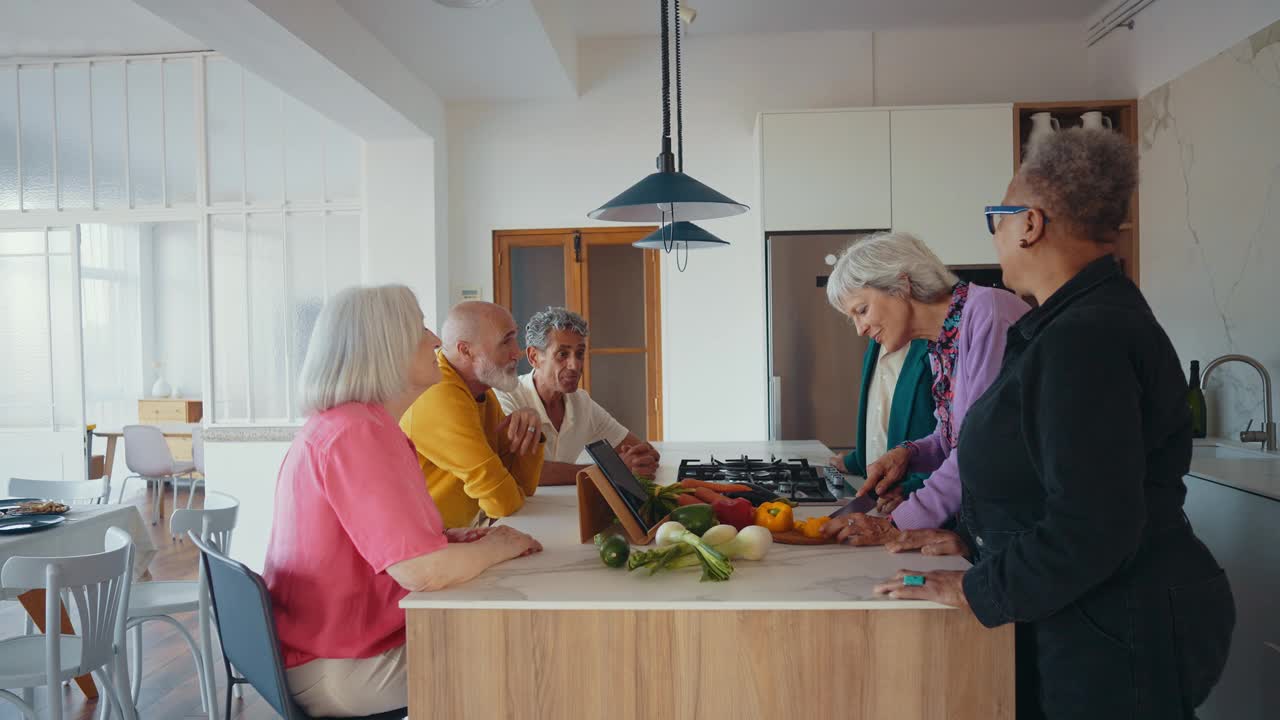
0, 527, 137, 720
6, 478, 111, 506
186, 427, 207, 510
117, 426, 195, 526
124, 492, 238, 720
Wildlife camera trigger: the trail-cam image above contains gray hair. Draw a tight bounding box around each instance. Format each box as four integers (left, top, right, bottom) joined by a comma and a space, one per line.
525, 307, 589, 351
826, 231, 958, 311
1018, 128, 1137, 241
298, 285, 424, 416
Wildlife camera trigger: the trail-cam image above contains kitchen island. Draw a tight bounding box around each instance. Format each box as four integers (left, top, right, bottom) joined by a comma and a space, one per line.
400, 441, 1013, 720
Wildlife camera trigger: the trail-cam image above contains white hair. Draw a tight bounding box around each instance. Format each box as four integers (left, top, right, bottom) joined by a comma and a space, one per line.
825, 231, 958, 311
297, 285, 424, 416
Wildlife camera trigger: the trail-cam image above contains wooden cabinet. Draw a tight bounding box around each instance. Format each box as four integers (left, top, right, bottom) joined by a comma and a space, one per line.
138, 398, 203, 424
760, 110, 892, 232
1013, 100, 1140, 283
137, 399, 202, 461
890, 106, 1012, 265
1182, 474, 1280, 719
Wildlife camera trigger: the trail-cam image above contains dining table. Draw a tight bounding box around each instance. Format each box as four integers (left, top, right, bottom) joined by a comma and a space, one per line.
1, 502, 157, 701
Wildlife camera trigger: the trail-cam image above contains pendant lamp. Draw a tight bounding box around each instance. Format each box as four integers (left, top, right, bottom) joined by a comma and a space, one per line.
588, 0, 747, 225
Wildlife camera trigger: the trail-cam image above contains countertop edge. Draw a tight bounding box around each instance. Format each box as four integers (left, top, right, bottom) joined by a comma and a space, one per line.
203, 426, 300, 442
398, 599, 957, 611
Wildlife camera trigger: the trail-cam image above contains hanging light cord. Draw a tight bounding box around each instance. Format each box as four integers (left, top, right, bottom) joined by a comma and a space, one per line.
660, 0, 671, 144
674, 0, 684, 174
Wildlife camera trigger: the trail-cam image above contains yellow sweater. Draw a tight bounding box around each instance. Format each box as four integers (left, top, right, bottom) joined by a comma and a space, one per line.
400, 352, 543, 528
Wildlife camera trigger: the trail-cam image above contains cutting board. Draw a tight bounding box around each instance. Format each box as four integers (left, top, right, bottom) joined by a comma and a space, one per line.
771, 529, 838, 545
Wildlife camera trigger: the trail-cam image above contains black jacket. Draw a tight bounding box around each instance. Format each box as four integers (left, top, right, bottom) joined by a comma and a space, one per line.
956, 255, 1234, 719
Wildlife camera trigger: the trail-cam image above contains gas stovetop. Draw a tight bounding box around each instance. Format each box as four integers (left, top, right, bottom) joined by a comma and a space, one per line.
676, 455, 842, 504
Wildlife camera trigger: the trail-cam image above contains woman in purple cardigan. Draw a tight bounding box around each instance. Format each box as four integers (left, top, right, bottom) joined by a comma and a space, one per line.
822, 231, 1029, 545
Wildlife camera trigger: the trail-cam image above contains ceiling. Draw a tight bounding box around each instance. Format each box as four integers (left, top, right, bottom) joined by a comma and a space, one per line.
0, 0, 204, 58
337, 0, 578, 101
568, 0, 1111, 37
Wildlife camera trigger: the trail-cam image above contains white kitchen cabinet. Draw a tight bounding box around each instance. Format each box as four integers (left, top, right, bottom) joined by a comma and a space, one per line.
760, 111, 891, 232
1182, 474, 1280, 720
889, 106, 1012, 265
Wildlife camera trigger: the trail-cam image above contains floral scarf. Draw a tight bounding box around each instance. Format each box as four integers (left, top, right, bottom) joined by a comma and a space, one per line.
927, 282, 970, 449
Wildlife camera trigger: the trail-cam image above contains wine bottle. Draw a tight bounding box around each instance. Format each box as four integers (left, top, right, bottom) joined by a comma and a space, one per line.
1187, 360, 1207, 439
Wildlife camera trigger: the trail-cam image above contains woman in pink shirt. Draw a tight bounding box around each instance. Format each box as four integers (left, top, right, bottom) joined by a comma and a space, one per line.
263, 285, 542, 717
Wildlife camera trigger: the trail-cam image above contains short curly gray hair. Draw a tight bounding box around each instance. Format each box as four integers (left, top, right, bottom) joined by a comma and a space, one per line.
525, 307, 589, 351
826, 231, 959, 312
1018, 128, 1137, 242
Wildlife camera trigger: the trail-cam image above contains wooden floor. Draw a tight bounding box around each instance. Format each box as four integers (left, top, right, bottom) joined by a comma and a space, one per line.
0, 487, 287, 720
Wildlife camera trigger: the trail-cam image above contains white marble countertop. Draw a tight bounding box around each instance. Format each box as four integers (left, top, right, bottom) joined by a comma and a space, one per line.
401, 440, 968, 612
1188, 438, 1280, 502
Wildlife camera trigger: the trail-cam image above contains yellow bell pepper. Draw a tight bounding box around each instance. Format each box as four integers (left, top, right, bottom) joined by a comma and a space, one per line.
754, 501, 794, 533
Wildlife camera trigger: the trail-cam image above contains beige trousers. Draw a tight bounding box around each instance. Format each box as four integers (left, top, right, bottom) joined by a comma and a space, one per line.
285, 644, 408, 718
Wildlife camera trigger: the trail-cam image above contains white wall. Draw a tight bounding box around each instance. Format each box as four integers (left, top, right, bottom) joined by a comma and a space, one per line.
1089, 0, 1280, 98
363, 138, 445, 325
448, 25, 1091, 441
1138, 19, 1280, 438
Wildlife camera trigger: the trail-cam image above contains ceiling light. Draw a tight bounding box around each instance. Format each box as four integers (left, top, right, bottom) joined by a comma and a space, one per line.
432, 0, 504, 8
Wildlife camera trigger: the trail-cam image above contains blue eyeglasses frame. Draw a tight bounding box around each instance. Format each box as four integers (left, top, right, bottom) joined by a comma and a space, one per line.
984, 205, 1049, 234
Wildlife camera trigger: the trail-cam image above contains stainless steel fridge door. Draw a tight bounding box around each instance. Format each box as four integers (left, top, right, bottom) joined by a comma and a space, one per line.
767, 232, 875, 449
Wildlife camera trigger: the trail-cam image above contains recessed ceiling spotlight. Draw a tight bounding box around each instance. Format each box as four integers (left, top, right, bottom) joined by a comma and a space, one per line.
432, 0, 503, 8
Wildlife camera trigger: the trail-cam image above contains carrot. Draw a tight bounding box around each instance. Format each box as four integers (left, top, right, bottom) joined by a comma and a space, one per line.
676, 493, 707, 507
693, 487, 731, 505
679, 478, 753, 494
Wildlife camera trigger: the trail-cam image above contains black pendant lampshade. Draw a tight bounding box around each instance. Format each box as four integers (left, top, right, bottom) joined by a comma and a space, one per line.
589, 0, 746, 228
633, 221, 729, 250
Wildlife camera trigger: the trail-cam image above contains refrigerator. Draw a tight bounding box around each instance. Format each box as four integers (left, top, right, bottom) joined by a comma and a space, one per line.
766, 231, 1010, 450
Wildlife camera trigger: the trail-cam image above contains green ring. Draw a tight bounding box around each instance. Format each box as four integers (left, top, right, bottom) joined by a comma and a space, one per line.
902, 574, 926, 587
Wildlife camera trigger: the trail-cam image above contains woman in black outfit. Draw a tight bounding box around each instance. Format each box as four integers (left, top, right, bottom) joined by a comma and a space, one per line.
874, 128, 1235, 719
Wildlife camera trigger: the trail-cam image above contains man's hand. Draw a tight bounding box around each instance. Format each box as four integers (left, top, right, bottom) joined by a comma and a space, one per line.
619, 441, 660, 478
496, 408, 542, 456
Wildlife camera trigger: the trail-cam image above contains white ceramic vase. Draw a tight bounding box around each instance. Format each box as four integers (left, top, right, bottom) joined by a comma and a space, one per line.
1026, 112, 1060, 151
151, 370, 171, 399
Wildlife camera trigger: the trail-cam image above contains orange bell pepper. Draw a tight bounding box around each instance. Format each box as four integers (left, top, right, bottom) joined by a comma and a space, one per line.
754, 501, 794, 533
796, 516, 829, 539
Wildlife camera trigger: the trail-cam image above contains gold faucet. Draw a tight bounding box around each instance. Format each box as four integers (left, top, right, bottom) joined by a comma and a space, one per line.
1202, 354, 1277, 452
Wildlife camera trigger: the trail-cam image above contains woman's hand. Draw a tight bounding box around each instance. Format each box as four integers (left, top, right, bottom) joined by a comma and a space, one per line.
481, 525, 543, 559
875, 487, 905, 513
858, 446, 911, 497
873, 569, 969, 609
885, 528, 970, 557
821, 513, 898, 546
828, 455, 849, 474
445, 527, 490, 543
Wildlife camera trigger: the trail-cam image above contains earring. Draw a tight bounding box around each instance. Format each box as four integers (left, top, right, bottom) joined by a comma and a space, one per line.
1018, 239, 1030, 248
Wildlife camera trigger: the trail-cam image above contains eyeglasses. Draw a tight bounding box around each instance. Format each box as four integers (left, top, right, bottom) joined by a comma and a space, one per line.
984, 205, 1048, 234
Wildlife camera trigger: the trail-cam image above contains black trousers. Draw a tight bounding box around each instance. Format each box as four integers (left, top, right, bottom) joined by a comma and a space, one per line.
1014, 524, 1235, 720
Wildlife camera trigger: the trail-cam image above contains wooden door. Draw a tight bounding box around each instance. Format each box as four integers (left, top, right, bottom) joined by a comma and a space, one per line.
494, 227, 663, 440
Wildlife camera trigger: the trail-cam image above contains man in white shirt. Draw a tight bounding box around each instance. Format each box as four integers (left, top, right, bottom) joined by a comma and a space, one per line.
495, 307, 660, 485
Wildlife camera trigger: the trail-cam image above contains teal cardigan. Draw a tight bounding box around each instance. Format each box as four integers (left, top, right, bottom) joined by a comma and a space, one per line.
841, 339, 937, 496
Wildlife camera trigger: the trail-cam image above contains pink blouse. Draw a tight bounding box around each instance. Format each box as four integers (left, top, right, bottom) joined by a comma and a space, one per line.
263, 402, 448, 668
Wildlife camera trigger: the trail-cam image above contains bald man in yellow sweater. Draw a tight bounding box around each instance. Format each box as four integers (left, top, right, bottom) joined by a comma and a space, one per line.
400, 302, 545, 528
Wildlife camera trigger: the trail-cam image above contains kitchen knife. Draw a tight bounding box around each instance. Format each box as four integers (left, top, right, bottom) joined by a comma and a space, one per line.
829, 492, 879, 519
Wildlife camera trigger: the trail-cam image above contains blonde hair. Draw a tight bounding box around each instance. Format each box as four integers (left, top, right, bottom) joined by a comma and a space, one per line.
826, 231, 958, 311
297, 285, 424, 416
